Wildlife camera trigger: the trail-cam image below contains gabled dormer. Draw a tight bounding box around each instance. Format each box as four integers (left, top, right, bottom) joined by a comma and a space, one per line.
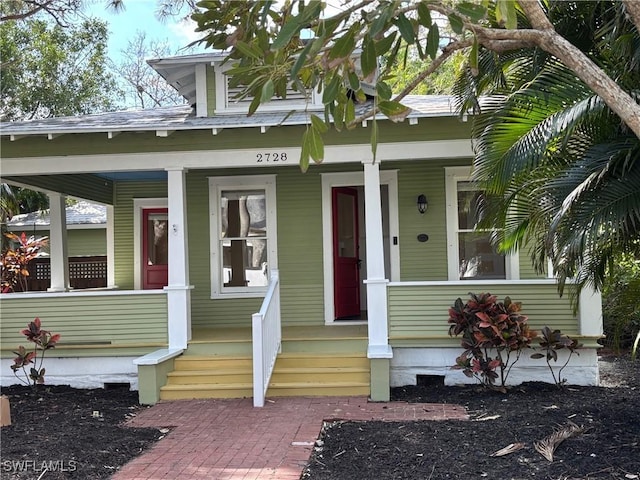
148, 53, 324, 118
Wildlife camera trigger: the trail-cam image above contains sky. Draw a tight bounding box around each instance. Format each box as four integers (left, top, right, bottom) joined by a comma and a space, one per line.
85, 0, 206, 62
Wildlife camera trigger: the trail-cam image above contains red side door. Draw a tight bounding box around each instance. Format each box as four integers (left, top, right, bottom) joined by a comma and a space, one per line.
332, 187, 361, 319
142, 208, 169, 290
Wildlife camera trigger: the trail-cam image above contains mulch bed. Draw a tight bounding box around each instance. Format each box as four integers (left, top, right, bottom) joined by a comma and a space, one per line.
0, 385, 163, 479
1, 355, 638, 480
303, 355, 640, 480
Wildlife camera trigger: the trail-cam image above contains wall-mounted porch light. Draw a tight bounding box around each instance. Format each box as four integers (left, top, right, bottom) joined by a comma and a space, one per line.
417, 194, 428, 214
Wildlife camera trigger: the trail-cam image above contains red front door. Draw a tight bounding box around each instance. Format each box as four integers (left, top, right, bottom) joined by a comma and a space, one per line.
332, 187, 360, 319
142, 208, 169, 290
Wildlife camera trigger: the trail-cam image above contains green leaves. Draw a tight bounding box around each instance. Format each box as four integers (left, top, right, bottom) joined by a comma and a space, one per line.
378, 100, 411, 122
496, 0, 517, 29
426, 23, 440, 60
300, 114, 328, 172
272, 0, 324, 50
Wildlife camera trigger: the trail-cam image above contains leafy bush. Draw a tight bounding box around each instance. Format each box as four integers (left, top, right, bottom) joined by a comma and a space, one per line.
531, 326, 582, 386
1, 232, 48, 293
602, 253, 640, 353
448, 293, 535, 389
11, 317, 60, 386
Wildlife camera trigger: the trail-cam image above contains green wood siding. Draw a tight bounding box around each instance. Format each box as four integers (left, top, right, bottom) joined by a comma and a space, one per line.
388, 283, 579, 343
1, 117, 471, 158
67, 229, 106, 256
0, 293, 168, 357
184, 166, 325, 328
113, 181, 167, 289
394, 159, 469, 281
7, 229, 106, 256
6, 174, 113, 204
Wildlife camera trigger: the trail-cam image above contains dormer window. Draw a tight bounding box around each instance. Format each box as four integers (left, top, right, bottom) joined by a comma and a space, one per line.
214, 64, 324, 114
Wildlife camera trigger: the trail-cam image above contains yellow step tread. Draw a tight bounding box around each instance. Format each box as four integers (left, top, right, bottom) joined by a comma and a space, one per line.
269, 381, 370, 388
275, 367, 369, 373
277, 352, 367, 358
168, 368, 252, 376
176, 355, 252, 360
161, 383, 253, 391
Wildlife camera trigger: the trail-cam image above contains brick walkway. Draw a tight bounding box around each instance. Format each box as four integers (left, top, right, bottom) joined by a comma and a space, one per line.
112, 396, 467, 480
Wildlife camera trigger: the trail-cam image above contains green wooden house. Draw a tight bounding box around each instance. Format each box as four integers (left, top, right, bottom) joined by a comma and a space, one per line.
0, 53, 603, 405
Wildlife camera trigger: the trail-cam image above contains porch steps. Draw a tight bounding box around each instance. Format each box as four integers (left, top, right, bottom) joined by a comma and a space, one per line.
159, 352, 370, 401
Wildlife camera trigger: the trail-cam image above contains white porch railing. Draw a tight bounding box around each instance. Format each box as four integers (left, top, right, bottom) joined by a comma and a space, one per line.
252, 269, 282, 407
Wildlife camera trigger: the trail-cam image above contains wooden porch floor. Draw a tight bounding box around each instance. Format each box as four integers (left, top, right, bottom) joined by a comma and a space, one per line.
190, 324, 368, 344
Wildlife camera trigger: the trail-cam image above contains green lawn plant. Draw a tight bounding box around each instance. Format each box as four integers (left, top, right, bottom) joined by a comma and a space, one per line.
11, 318, 60, 387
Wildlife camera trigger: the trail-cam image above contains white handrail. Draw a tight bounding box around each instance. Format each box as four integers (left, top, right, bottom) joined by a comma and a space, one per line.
252, 269, 281, 407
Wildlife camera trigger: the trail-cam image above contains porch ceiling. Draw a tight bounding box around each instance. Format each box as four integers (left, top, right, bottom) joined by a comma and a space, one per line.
5, 174, 114, 205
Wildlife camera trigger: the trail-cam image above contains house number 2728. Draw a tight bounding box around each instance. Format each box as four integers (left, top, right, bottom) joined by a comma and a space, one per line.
256, 152, 287, 163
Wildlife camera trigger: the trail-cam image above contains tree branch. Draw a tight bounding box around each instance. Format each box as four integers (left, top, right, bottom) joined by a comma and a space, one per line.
470, 13, 640, 139
350, 38, 473, 126
517, 1, 554, 30
622, 0, 640, 33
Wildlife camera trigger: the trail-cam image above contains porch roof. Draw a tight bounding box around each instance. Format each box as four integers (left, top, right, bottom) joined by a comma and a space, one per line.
0, 96, 459, 139
6, 200, 106, 228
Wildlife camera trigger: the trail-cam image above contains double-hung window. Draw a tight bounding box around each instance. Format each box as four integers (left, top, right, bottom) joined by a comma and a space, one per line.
209, 175, 278, 297
445, 167, 518, 281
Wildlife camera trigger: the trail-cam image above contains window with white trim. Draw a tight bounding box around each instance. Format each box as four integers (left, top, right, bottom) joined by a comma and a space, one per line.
209, 175, 278, 297
445, 167, 518, 281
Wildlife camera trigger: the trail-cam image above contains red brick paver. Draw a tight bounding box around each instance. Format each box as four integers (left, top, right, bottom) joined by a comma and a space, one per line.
112, 396, 467, 480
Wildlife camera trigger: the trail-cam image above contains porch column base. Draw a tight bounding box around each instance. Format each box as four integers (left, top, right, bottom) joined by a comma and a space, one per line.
370, 358, 390, 402
164, 285, 194, 350
367, 344, 393, 358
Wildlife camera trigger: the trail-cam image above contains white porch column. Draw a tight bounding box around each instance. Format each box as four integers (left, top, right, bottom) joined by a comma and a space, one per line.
106, 205, 116, 288
363, 161, 392, 359
164, 167, 193, 349
47, 193, 69, 292
579, 287, 603, 336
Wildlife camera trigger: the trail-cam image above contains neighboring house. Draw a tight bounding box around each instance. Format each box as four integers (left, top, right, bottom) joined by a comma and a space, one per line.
0, 53, 602, 405
4, 201, 107, 291
6, 200, 107, 257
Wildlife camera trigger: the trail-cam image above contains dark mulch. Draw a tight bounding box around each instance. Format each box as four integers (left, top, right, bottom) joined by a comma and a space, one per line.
0, 385, 164, 480
303, 354, 640, 480
1, 355, 638, 480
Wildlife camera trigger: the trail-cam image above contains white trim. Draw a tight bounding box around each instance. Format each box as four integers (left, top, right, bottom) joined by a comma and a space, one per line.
47, 193, 69, 292
208, 174, 278, 298
133, 198, 168, 290
444, 166, 518, 281
578, 287, 603, 336
106, 205, 116, 288
133, 348, 184, 366
388, 279, 560, 287
1, 140, 473, 176
195, 63, 208, 117
0, 288, 165, 300
321, 170, 399, 325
